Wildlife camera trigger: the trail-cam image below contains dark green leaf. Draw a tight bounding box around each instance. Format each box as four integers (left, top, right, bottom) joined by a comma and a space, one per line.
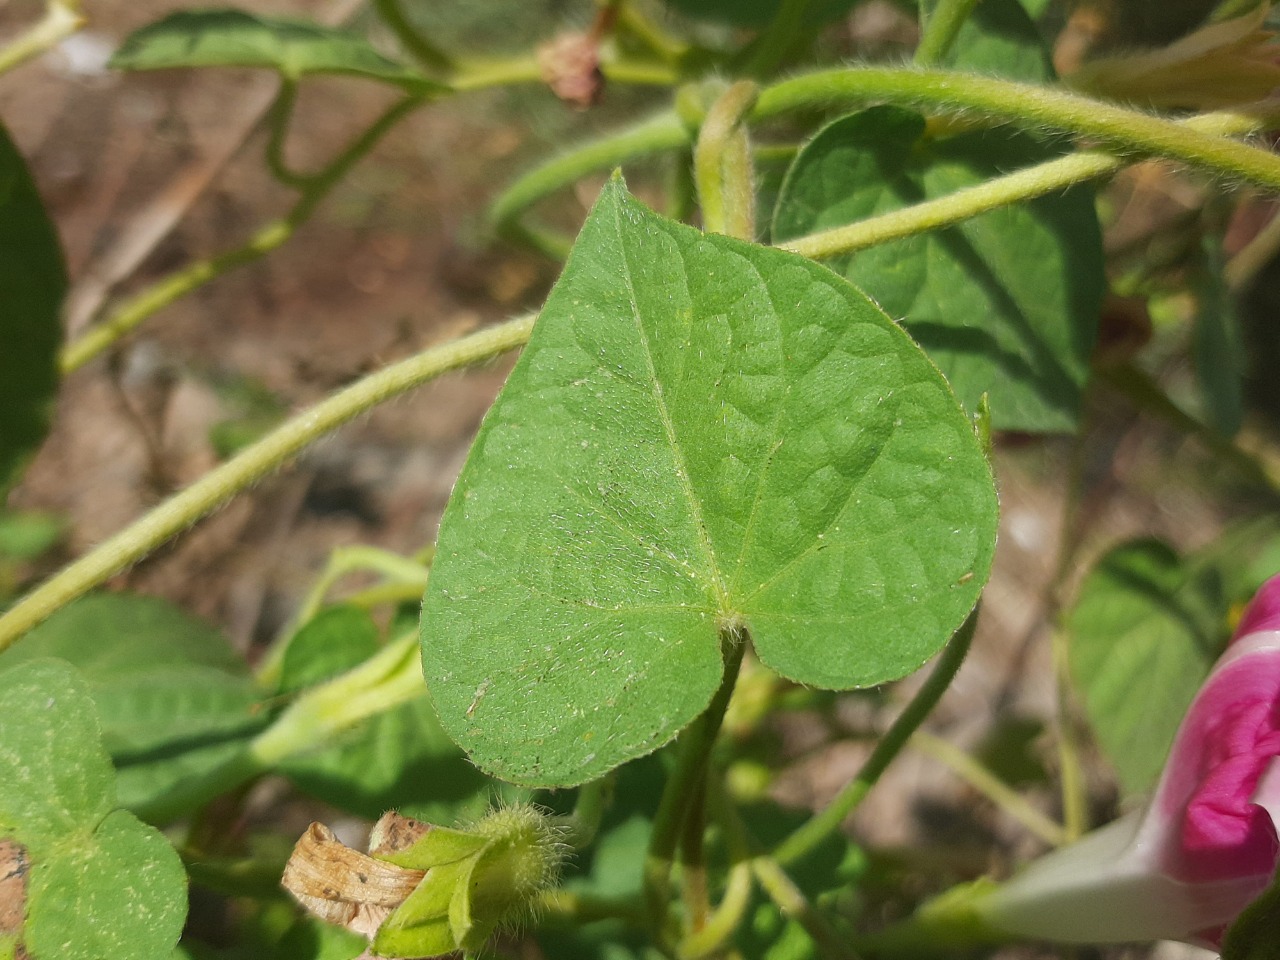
934, 0, 1053, 81
1223, 859, 1280, 960
0, 510, 63, 561
25, 809, 187, 960
422, 177, 997, 786
273, 918, 368, 960
0, 123, 65, 492
773, 106, 1103, 432
0, 659, 114, 846
278, 604, 380, 695
110, 10, 442, 94
1067, 539, 1226, 796
1194, 236, 1246, 437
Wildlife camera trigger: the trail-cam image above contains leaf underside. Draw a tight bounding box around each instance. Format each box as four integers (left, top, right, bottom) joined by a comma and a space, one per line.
421, 179, 997, 786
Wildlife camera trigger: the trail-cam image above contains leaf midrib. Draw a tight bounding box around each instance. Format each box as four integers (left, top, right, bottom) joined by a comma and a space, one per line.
612, 200, 731, 617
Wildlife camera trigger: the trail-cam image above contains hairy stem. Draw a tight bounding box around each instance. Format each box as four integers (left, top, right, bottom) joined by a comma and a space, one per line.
779, 102, 1280, 261
694, 81, 760, 239
773, 608, 980, 866
0, 0, 83, 77
754, 69, 1280, 192
490, 109, 689, 242
0, 314, 536, 650
61, 95, 425, 372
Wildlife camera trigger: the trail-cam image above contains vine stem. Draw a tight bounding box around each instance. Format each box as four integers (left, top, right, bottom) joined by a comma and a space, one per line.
752, 857, 860, 960
779, 102, 1280, 261
371, 0, 454, 74
0, 313, 537, 650
0, 0, 83, 77
913, 0, 982, 67
644, 627, 748, 945
910, 730, 1066, 847
694, 81, 760, 238
60, 94, 426, 373
753, 68, 1280, 192
773, 607, 980, 866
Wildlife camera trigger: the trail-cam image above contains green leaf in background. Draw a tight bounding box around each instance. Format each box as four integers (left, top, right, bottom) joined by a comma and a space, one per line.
422, 177, 998, 786
1, 593, 266, 814
282, 696, 506, 822
1067, 539, 1226, 796
1193, 236, 1246, 437
0, 123, 65, 493
773, 106, 1104, 433
0, 510, 63, 561
110, 10, 442, 94
1223, 858, 1280, 960
0, 660, 187, 960
931, 0, 1054, 81
25, 809, 187, 960
278, 604, 381, 695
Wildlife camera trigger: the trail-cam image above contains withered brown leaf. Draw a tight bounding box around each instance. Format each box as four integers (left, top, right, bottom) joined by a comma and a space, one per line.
282, 821, 425, 939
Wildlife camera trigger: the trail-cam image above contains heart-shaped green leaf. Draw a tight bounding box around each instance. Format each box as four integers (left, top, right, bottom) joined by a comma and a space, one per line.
110, 10, 442, 94
421, 178, 997, 786
772, 106, 1104, 433
0, 123, 65, 492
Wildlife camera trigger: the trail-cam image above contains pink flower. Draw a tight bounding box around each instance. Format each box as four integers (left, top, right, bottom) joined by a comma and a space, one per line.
980, 572, 1280, 947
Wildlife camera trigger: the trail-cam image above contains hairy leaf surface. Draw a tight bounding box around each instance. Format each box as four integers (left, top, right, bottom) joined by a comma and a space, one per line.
421, 178, 997, 786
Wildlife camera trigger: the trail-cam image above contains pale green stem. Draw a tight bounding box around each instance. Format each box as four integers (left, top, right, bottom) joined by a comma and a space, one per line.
0, 0, 83, 77
255, 544, 431, 687
538, 888, 647, 926
490, 109, 689, 239
371, 0, 454, 73
1225, 205, 1280, 291
561, 777, 611, 849
694, 81, 760, 239
752, 857, 859, 960
779, 103, 1280, 261
0, 314, 537, 651
773, 608, 980, 867
644, 628, 747, 945
910, 730, 1066, 847
61, 95, 424, 373
913, 0, 982, 67
1051, 627, 1088, 841
678, 779, 755, 960
342, 579, 433, 611
251, 634, 423, 765
753, 69, 1280, 192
